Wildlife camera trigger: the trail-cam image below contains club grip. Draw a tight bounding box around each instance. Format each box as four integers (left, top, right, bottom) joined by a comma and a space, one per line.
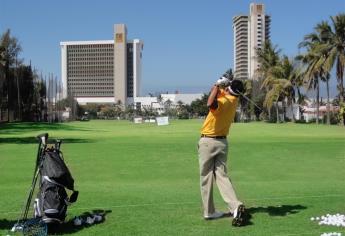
36, 133, 48, 144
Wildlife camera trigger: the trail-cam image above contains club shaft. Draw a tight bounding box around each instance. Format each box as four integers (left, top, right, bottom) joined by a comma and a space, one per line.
239, 92, 262, 111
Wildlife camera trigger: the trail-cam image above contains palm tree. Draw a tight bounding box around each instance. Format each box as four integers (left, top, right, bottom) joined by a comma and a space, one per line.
279, 56, 297, 122
291, 66, 308, 121
256, 41, 281, 121
314, 22, 333, 125
223, 68, 234, 80
296, 49, 322, 124
322, 14, 345, 125
320, 72, 331, 124
298, 21, 333, 124
261, 62, 294, 123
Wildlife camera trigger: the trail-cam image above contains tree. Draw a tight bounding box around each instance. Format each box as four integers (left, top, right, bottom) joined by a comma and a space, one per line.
278, 56, 296, 122
164, 99, 173, 110
32, 72, 46, 121
0, 29, 22, 122
298, 21, 334, 124
256, 41, 284, 122
256, 41, 282, 122
190, 94, 208, 117
238, 79, 252, 121
19, 65, 35, 121
321, 14, 345, 125
222, 68, 234, 80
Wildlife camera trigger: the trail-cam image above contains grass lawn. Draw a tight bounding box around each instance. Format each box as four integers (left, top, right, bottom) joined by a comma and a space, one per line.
0, 120, 345, 235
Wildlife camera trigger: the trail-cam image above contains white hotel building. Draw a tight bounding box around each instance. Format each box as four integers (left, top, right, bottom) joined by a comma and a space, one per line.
61, 24, 203, 110
233, 3, 271, 80
61, 24, 143, 106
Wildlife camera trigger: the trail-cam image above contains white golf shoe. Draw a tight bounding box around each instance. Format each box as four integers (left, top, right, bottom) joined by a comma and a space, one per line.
73, 217, 82, 226
86, 216, 95, 225
204, 211, 224, 220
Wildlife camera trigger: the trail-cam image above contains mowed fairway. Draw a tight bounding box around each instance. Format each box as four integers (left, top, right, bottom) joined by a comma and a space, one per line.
0, 120, 345, 236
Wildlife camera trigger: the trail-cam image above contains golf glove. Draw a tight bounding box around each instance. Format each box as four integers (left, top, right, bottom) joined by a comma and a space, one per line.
216, 77, 231, 88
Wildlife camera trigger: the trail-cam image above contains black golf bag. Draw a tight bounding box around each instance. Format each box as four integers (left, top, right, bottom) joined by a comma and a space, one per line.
34, 135, 78, 224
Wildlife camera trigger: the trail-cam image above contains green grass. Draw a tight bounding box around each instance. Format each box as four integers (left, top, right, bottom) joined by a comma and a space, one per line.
0, 120, 345, 235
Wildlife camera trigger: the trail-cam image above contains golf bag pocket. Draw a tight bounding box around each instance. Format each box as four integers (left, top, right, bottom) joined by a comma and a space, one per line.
39, 181, 67, 223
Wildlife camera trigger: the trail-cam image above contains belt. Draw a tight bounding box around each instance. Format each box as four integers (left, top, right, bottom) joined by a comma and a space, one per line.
201, 134, 226, 139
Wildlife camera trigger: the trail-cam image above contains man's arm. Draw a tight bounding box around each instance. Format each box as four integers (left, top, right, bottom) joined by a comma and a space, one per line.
207, 85, 219, 109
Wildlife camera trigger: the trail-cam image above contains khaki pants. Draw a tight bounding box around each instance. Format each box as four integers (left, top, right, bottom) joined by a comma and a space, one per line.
198, 137, 242, 216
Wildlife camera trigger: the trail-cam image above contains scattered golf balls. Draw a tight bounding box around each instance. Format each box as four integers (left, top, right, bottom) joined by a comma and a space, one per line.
320, 233, 342, 236
311, 214, 345, 227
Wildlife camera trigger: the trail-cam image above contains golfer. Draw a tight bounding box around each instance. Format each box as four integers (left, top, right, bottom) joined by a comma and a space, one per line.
197, 77, 246, 226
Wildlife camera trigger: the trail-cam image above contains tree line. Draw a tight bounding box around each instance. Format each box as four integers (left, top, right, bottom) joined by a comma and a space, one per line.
0, 29, 49, 122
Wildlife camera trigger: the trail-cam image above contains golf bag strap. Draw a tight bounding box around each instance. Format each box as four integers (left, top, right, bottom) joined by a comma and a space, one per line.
43, 176, 78, 204
43, 176, 64, 187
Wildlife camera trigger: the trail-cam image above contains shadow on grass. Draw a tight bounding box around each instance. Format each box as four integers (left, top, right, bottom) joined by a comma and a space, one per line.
242, 204, 307, 226
0, 122, 93, 135
49, 209, 112, 235
0, 218, 17, 231
0, 137, 93, 145
248, 204, 307, 216
0, 210, 111, 234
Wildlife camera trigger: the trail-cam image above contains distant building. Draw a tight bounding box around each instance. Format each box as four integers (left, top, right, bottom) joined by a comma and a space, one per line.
60, 24, 143, 106
233, 3, 271, 80
134, 93, 203, 113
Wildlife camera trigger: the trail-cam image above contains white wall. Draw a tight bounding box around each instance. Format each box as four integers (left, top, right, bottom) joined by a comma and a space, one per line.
161, 93, 203, 105
76, 97, 115, 105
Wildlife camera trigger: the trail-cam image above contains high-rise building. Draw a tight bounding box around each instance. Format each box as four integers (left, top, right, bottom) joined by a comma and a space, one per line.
233, 3, 271, 80
60, 24, 143, 105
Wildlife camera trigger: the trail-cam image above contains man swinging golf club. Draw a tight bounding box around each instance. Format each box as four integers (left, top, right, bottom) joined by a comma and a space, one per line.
198, 74, 247, 226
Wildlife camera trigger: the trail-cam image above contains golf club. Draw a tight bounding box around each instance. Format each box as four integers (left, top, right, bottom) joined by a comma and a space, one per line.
238, 91, 263, 111
227, 79, 263, 112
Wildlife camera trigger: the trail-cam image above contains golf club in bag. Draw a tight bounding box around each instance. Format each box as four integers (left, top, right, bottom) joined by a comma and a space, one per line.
11, 133, 78, 235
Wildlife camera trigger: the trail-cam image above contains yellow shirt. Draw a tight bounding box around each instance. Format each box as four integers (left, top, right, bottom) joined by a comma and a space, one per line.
200, 91, 238, 136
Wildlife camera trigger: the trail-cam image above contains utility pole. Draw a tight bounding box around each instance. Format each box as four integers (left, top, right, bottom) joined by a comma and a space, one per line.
15, 56, 21, 121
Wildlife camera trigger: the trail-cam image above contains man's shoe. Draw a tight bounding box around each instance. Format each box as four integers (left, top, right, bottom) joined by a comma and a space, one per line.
232, 204, 247, 227
204, 211, 224, 220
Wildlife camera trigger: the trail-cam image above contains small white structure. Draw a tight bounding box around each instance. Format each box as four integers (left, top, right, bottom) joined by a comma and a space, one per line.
133, 93, 203, 113
285, 104, 301, 120
302, 105, 339, 122
133, 117, 143, 124
156, 116, 169, 126
134, 97, 159, 109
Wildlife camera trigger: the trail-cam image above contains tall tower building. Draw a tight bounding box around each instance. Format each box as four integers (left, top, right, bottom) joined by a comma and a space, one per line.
114, 24, 127, 105
233, 3, 271, 80
233, 15, 249, 81
60, 24, 143, 106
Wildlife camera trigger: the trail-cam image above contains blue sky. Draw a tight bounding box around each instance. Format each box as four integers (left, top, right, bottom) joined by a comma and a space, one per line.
1, 0, 344, 97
